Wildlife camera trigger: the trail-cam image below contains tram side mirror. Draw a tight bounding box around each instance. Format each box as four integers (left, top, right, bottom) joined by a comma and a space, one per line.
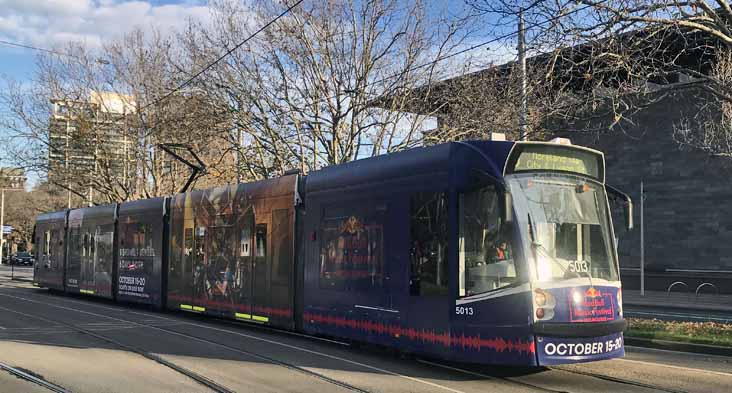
623, 198, 633, 231
606, 185, 633, 231
503, 191, 513, 224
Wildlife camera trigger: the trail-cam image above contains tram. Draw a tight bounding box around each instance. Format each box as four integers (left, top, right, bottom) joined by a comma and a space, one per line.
33, 138, 632, 366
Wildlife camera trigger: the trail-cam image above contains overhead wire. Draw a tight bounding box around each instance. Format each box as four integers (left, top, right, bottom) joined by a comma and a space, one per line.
0, 39, 76, 58
318, 0, 610, 102
138, 0, 306, 114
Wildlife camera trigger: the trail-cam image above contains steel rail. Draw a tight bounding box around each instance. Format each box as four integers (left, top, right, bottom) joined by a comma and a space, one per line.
550, 366, 688, 393
0, 304, 234, 393
0, 362, 72, 393
0, 292, 371, 393
416, 359, 568, 393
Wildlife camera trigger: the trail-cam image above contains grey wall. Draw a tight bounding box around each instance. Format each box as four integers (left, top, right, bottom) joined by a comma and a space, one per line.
566, 86, 732, 272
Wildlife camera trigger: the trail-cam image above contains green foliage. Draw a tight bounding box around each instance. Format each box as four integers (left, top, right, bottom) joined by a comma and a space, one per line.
627, 317, 732, 347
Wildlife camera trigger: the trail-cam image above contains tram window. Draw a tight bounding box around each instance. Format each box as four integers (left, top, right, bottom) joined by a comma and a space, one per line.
409, 192, 448, 296
45, 231, 51, 256
195, 226, 207, 259
82, 233, 88, 257
255, 224, 267, 258
271, 209, 292, 284
184, 227, 193, 255
67, 227, 80, 262
240, 228, 251, 257
319, 204, 384, 291
459, 185, 516, 296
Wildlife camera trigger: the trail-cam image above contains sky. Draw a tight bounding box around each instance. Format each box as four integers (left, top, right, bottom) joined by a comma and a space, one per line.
0, 0, 212, 81
0, 0, 520, 186
0, 0, 520, 82
0, 0, 214, 186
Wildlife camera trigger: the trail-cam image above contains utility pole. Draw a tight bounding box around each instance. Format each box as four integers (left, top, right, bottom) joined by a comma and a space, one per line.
640, 181, 645, 296
237, 127, 242, 184
518, 7, 528, 141
0, 189, 4, 266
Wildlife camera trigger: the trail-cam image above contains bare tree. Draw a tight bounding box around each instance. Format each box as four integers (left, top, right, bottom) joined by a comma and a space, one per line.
178, 0, 478, 179
674, 49, 732, 157
461, 1, 732, 149
0, 29, 237, 206
3, 183, 68, 249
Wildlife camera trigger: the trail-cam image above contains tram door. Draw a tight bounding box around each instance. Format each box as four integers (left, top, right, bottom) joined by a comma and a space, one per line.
235, 210, 256, 320
406, 192, 450, 353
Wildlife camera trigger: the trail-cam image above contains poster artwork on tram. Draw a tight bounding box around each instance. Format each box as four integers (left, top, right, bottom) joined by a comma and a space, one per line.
117, 219, 163, 305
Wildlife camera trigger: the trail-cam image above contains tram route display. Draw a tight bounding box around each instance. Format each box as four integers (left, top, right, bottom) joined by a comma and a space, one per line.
33, 139, 632, 367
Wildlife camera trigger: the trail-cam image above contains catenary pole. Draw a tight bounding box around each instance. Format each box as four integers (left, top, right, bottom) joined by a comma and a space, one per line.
518, 8, 528, 141
640, 181, 644, 296
0, 189, 4, 267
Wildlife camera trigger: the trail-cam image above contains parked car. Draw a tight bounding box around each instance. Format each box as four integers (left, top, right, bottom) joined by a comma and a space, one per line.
10, 252, 34, 266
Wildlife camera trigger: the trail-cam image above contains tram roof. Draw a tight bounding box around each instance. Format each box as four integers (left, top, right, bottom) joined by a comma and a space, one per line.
119, 197, 166, 216
305, 140, 515, 193
36, 210, 67, 223
68, 203, 117, 221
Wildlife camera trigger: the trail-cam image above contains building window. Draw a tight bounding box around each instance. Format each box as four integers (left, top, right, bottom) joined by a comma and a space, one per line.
319, 204, 384, 291
410, 192, 448, 296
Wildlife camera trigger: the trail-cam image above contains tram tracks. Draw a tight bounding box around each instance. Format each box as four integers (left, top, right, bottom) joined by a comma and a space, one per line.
416, 359, 569, 393
0, 289, 713, 393
0, 292, 373, 393
549, 366, 689, 393
0, 304, 235, 393
0, 361, 71, 393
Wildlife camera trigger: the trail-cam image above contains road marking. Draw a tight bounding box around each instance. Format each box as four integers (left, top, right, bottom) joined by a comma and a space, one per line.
0, 303, 236, 393
616, 358, 732, 378
6, 288, 352, 347
0, 292, 469, 393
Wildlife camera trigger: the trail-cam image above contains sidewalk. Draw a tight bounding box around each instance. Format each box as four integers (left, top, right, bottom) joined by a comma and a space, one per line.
624, 289, 732, 313
0, 265, 33, 282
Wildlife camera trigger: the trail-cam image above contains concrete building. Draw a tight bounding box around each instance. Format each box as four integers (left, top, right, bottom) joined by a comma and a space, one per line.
372, 35, 732, 292
48, 91, 136, 205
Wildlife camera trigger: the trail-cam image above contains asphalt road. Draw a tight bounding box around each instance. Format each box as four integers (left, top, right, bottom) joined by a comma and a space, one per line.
0, 278, 730, 393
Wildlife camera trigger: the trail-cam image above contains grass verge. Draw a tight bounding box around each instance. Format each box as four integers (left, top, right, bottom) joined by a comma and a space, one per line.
626, 317, 732, 347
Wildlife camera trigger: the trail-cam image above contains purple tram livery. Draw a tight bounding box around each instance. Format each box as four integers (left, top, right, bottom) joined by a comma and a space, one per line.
33, 138, 633, 367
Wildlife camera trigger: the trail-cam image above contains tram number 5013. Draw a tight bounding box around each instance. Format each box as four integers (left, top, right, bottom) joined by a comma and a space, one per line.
455, 306, 474, 316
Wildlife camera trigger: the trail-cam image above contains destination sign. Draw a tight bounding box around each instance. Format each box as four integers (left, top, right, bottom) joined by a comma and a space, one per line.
508, 144, 603, 180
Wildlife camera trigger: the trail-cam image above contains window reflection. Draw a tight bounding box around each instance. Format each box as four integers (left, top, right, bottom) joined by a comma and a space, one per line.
459, 185, 517, 296
409, 192, 448, 296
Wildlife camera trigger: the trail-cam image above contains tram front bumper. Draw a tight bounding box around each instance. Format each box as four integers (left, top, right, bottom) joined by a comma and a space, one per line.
533, 320, 627, 365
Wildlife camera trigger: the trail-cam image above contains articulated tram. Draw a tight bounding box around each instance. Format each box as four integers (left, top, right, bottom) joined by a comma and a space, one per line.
34, 139, 632, 366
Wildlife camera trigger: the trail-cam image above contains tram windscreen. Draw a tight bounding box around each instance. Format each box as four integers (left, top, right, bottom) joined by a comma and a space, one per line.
507, 174, 618, 282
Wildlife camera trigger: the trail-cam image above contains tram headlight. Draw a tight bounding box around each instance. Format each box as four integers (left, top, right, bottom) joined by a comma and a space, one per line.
617, 288, 623, 316
533, 289, 556, 321
572, 291, 583, 304
535, 291, 547, 307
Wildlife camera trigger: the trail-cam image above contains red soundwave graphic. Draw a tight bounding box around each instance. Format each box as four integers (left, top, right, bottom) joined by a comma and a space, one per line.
304, 312, 534, 354
254, 305, 292, 318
